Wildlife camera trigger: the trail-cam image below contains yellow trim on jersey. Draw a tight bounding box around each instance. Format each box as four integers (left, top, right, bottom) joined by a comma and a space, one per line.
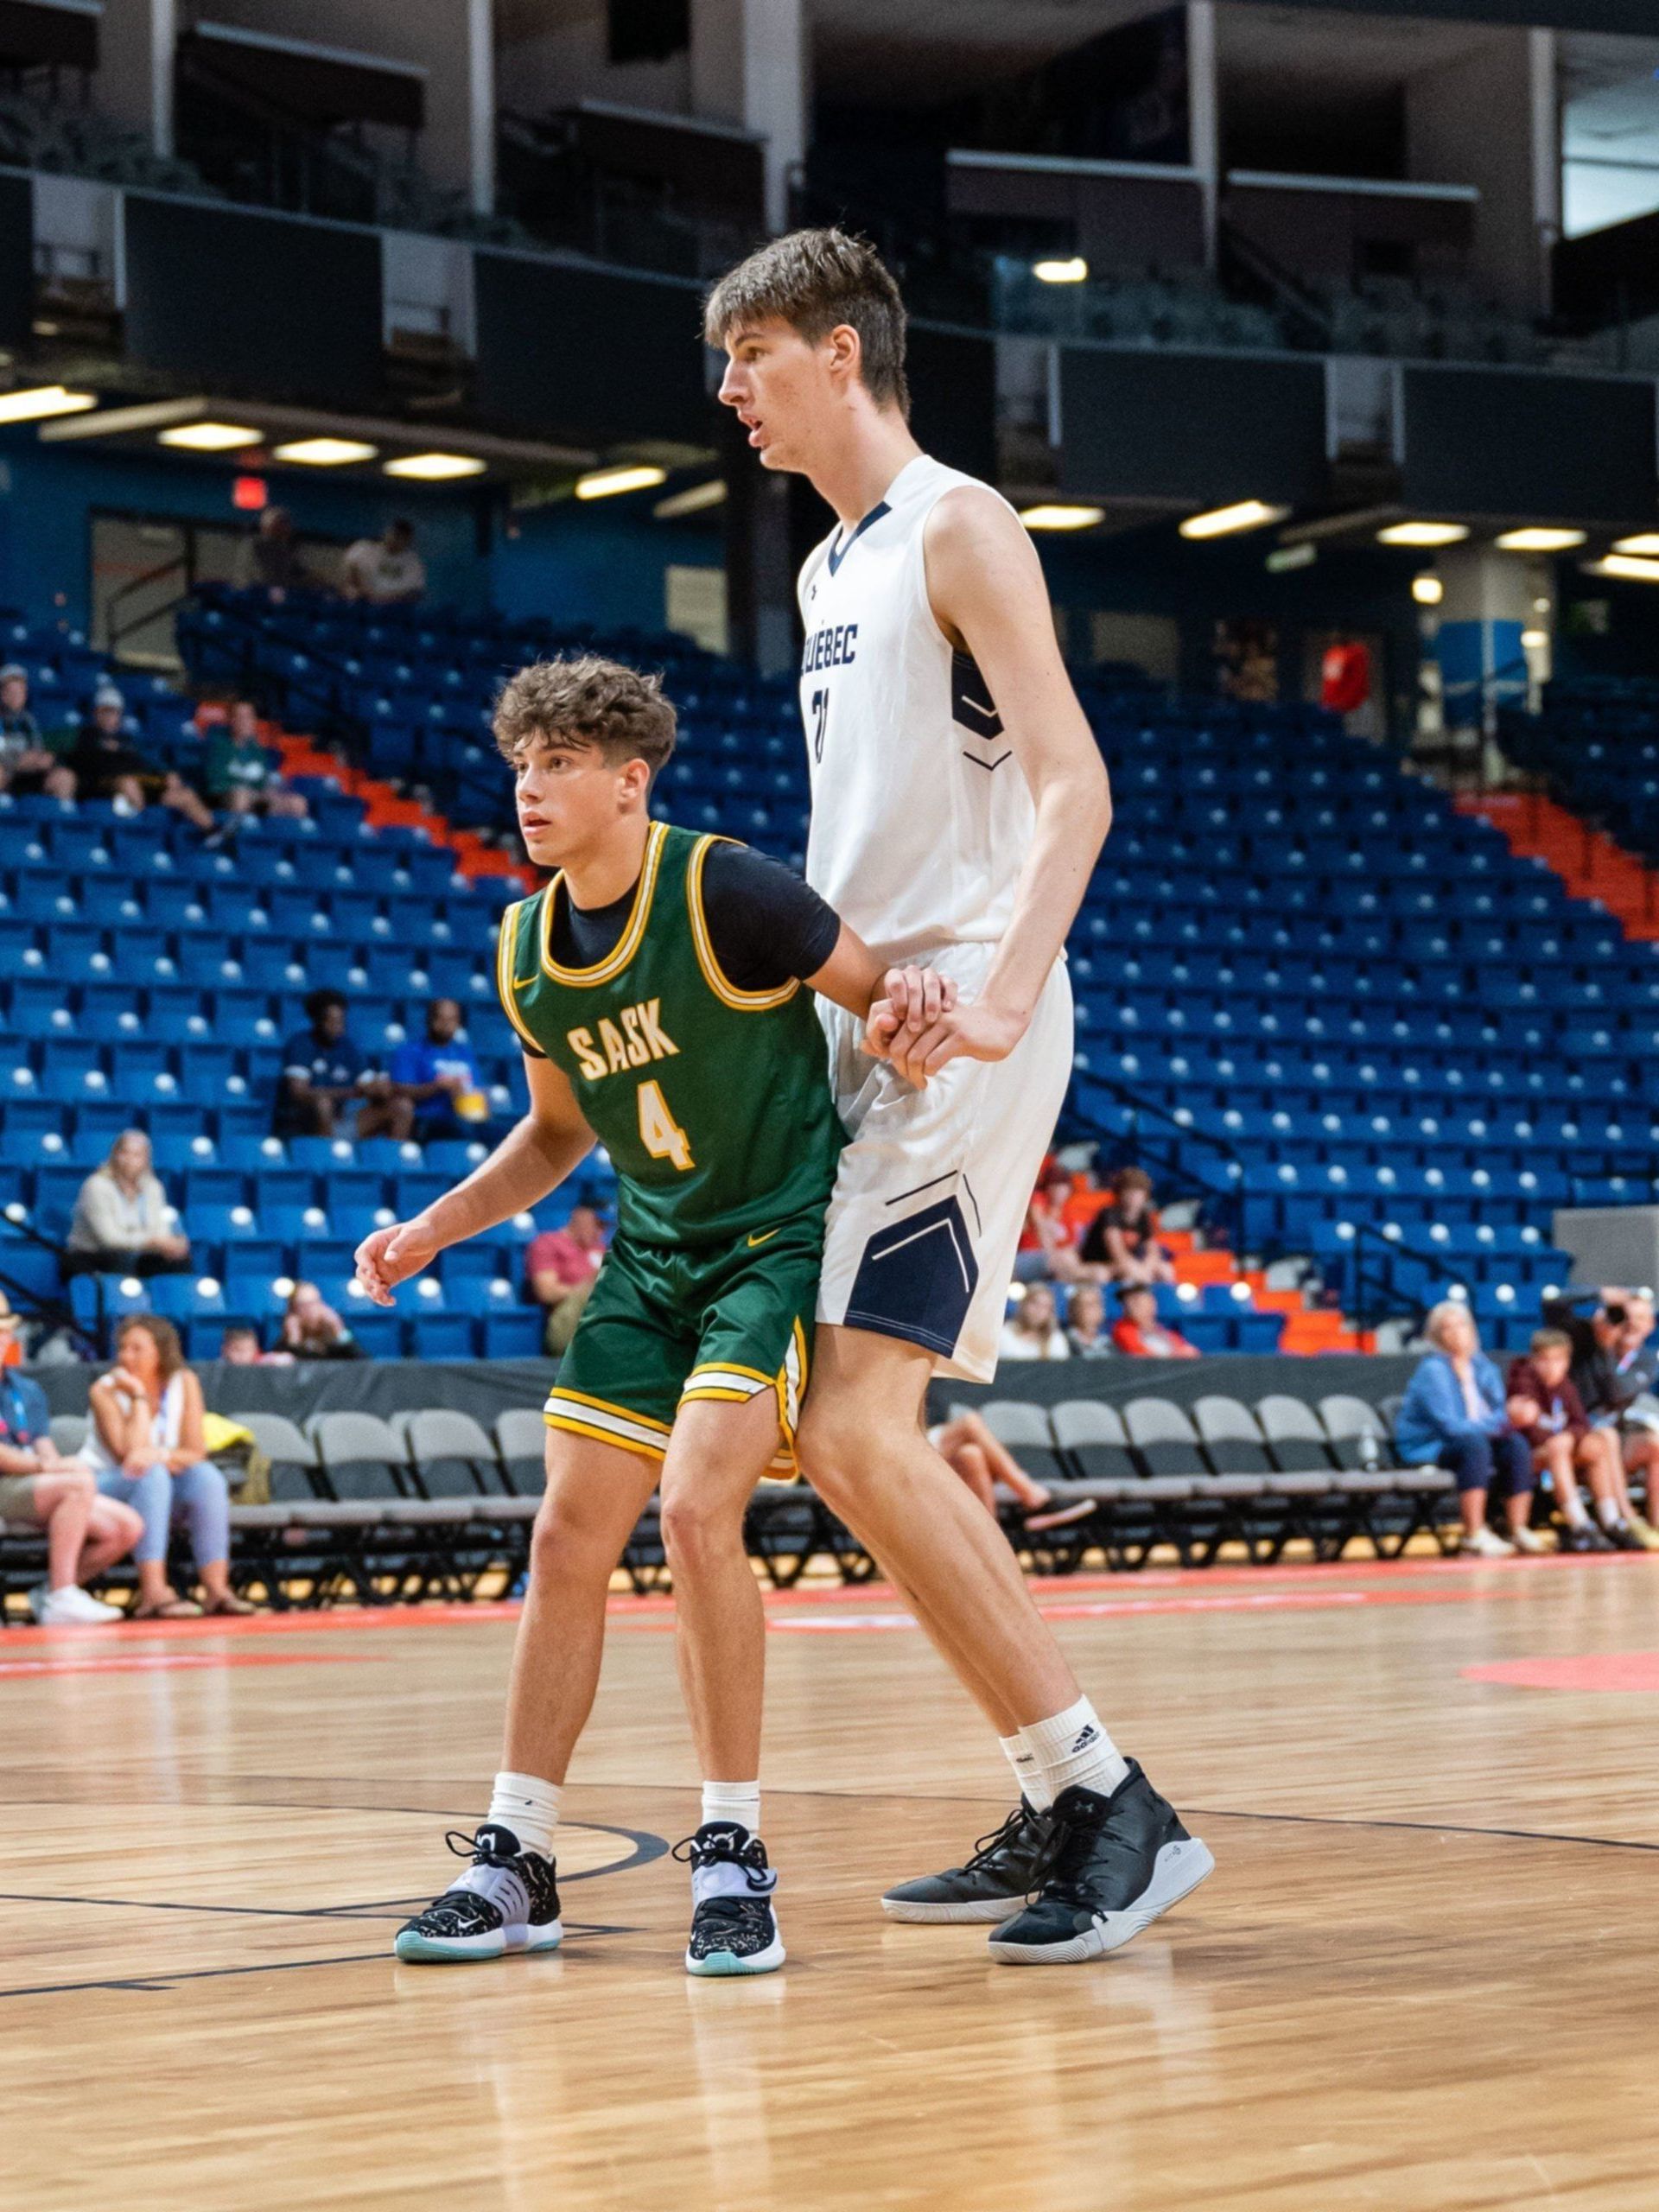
539, 818, 668, 987
685, 834, 802, 1012
543, 1411, 668, 1464
495, 899, 546, 1055
773, 1316, 809, 1471
677, 1386, 753, 1405
686, 1359, 776, 1389
546, 1385, 672, 1435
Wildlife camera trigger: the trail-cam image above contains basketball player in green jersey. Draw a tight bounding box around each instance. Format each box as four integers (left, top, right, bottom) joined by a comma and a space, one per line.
355, 654, 933, 1977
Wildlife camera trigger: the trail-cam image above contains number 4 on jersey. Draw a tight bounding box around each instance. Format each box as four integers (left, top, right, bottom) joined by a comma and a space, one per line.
637, 1077, 695, 1171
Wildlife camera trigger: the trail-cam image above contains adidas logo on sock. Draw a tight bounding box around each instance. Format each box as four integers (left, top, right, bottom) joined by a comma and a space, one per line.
1070, 1724, 1100, 1754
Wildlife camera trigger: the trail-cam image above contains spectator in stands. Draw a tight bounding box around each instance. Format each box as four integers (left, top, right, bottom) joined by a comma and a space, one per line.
279, 1281, 363, 1361
1395, 1301, 1544, 1558
0, 662, 70, 798
0, 1364, 142, 1624
1505, 1328, 1622, 1554
218, 1325, 293, 1368
388, 999, 490, 1145
246, 505, 310, 599
1111, 1283, 1199, 1359
201, 699, 308, 823
64, 1130, 192, 1280
998, 1283, 1071, 1361
1024, 1171, 1109, 1287
1541, 1287, 1659, 1549
0, 1290, 23, 1369
526, 1203, 608, 1354
53, 684, 217, 832
1080, 1166, 1176, 1286
927, 1408, 1094, 1533
342, 518, 425, 606
81, 1314, 256, 1618
276, 988, 408, 1141
1065, 1282, 1112, 1357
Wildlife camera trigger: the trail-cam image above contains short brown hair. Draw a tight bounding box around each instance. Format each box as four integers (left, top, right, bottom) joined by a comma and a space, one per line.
493, 655, 677, 785
1529, 1328, 1572, 1356
704, 227, 909, 415
116, 1313, 185, 1382
1113, 1166, 1154, 1196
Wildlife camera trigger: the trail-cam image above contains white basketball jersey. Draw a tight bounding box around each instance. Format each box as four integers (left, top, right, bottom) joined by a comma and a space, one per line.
797, 453, 1035, 966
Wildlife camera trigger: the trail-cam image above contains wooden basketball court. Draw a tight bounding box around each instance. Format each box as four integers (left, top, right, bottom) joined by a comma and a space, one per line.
4, 1554, 1658, 2211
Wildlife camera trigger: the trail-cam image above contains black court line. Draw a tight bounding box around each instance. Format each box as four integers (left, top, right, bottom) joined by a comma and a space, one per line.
1186, 1806, 1659, 1855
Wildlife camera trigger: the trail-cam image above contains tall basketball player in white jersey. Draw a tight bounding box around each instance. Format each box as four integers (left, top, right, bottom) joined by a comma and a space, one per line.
707, 231, 1212, 1963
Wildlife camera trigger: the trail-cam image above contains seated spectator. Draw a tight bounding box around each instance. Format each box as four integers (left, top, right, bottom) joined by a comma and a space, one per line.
280, 1281, 363, 1361
526, 1203, 608, 1354
1542, 1287, 1659, 1550
1079, 1167, 1176, 1285
998, 1283, 1071, 1362
218, 1325, 294, 1368
0, 1363, 142, 1623
1065, 1282, 1112, 1357
80, 1315, 257, 1618
1395, 1300, 1544, 1558
1024, 1171, 1109, 1287
276, 988, 409, 1141
1505, 1328, 1625, 1553
1111, 1283, 1199, 1359
51, 684, 216, 831
389, 999, 491, 1145
64, 1129, 192, 1279
201, 699, 308, 822
0, 1289, 23, 1368
343, 518, 425, 605
0, 662, 71, 798
245, 505, 314, 600
927, 1408, 1094, 1532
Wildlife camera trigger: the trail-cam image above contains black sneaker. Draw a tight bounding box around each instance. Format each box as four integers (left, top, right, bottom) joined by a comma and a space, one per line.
1605, 1520, 1645, 1553
675, 1822, 785, 1978
988, 1764, 1214, 1967
881, 1799, 1054, 1924
1560, 1521, 1613, 1554
393, 1823, 563, 1963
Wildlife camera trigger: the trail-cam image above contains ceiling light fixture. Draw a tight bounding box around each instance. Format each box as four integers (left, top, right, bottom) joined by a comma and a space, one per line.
1033, 257, 1089, 283
575, 465, 668, 500
1377, 521, 1469, 547
1494, 527, 1586, 552
1592, 554, 1659, 584
1180, 499, 1288, 539
384, 452, 487, 480
1411, 574, 1443, 605
1612, 532, 1659, 556
158, 421, 261, 452
272, 437, 378, 467
1020, 504, 1104, 531
653, 480, 728, 519
0, 385, 96, 424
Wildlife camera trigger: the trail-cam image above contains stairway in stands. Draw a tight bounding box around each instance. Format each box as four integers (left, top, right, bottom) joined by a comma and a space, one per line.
1459, 790, 1659, 942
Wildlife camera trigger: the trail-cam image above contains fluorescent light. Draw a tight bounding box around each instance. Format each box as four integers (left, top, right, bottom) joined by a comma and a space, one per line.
1612, 533, 1659, 556
1020, 504, 1103, 531
272, 437, 378, 466
1033, 257, 1089, 284
1180, 499, 1288, 540
575, 465, 668, 500
0, 385, 96, 424
385, 451, 486, 480
1377, 521, 1469, 546
158, 421, 260, 451
1521, 628, 1548, 648
653, 479, 727, 519
1592, 554, 1659, 584
1494, 527, 1586, 552
1411, 574, 1444, 605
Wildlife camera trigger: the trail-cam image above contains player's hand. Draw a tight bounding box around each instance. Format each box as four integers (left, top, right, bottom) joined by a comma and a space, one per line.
884, 995, 1028, 1087
869, 966, 959, 1084
353, 1218, 441, 1307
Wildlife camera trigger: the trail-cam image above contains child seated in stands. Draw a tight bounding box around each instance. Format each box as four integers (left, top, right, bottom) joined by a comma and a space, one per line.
1111, 1283, 1199, 1359
1505, 1328, 1622, 1554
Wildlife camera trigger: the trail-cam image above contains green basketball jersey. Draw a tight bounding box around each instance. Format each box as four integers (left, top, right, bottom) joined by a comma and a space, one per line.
495, 821, 846, 1247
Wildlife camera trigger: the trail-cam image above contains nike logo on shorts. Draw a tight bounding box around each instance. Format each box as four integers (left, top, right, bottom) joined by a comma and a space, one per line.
747, 1228, 781, 1248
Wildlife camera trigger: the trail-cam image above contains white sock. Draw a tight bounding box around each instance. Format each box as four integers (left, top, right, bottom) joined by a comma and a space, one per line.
1001, 1732, 1052, 1811
1597, 1497, 1623, 1531
486, 1770, 562, 1859
702, 1780, 761, 1835
1560, 1494, 1589, 1529
1021, 1697, 1130, 1805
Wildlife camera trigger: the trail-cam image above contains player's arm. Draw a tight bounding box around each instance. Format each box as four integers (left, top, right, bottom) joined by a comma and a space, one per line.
353, 1052, 596, 1306
806, 922, 956, 1060
885, 487, 1111, 1083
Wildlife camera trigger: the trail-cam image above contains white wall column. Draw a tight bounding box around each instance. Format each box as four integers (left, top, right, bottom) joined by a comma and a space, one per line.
1185, 1, 1219, 269
691, 0, 804, 232
98, 0, 175, 157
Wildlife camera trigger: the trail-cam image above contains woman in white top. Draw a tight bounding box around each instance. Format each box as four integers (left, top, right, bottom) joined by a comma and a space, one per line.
64, 1129, 191, 1279
996, 1282, 1071, 1363
84, 1314, 256, 1618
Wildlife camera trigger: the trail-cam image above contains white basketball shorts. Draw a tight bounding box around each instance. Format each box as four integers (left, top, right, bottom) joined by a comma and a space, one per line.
816, 943, 1074, 1382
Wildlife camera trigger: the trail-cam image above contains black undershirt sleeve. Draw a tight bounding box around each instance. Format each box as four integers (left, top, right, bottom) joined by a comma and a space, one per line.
699, 840, 843, 993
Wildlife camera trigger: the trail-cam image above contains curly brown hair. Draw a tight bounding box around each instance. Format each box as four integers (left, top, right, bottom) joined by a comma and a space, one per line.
115, 1312, 186, 1382
703, 227, 909, 415
492, 655, 677, 785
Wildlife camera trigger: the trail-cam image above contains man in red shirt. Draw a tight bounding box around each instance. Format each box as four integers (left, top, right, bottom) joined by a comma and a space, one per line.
1111, 1284, 1199, 1359
526, 1203, 608, 1352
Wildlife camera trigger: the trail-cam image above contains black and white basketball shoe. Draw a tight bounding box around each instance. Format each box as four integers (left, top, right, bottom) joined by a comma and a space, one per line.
880, 1799, 1053, 1924
393, 1823, 563, 1964
988, 1763, 1213, 1965
676, 1822, 785, 1978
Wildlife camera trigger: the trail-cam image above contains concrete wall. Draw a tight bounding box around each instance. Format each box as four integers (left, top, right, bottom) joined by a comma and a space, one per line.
1405, 29, 1554, 311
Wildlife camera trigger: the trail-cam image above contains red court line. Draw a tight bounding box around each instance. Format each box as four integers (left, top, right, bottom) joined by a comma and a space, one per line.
0, 1651, 377, 1679
1463, 1651, 1659, 1693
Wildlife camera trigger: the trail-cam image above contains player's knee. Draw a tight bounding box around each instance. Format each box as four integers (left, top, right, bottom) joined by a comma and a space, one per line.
794, 1402, 871, 1511
528, 1496, 611, 1587
658, 1485, 741, 1573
